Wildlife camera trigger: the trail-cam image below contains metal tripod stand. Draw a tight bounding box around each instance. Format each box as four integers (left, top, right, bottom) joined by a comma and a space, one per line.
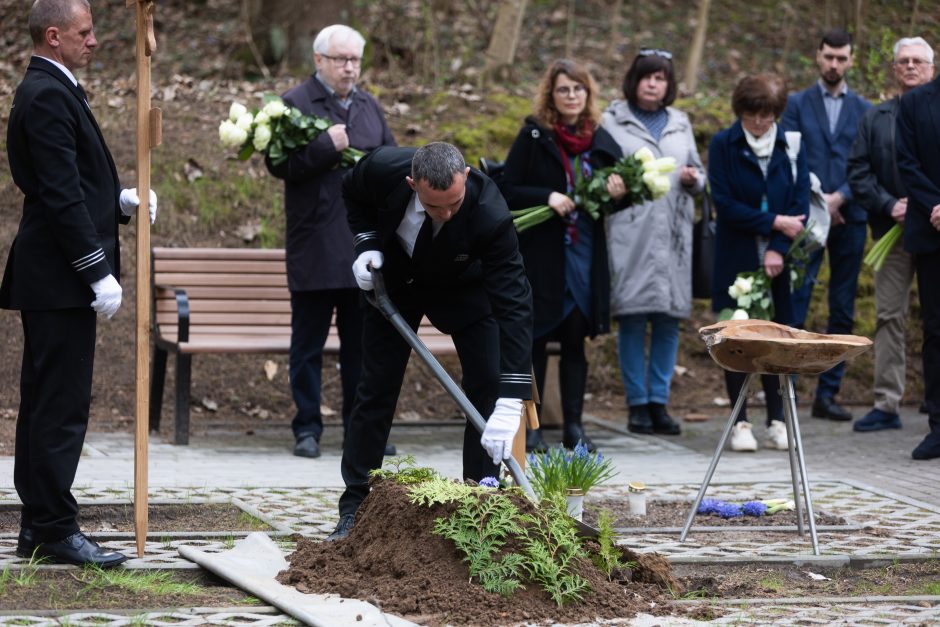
679, 372, 820, 555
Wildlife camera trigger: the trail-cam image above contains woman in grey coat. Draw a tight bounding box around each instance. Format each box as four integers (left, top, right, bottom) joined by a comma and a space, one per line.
601, 50, 705, 435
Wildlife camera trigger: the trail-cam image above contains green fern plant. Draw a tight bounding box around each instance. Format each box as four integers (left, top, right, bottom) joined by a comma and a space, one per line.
591, 509, 626, 580
433, 493, 526, 597
408, 476, 477, 506
519, 494, 591, 606
369, 455, 437, 484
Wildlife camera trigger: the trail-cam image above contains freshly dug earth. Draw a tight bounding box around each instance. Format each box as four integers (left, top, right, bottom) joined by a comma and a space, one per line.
584, 499, 846, 528
675, 560, 940, 599
277, 479, 685, 626
0, 569, 260, 611
0, 503, 273, 533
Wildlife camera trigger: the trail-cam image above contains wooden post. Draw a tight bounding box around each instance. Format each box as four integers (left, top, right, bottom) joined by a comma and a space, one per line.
128, 0, 161, 558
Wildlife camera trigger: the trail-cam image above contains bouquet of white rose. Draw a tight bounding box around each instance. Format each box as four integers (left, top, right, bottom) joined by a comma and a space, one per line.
218, 95, 363, 168
511, 146, 677, 232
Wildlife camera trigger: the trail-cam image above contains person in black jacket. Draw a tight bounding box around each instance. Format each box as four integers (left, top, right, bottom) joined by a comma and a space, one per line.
500, 59, 625, 453
1, 0, 156, 567
847, 37, 934, 433
265, 24, 396, 459
327, 143, 533, 540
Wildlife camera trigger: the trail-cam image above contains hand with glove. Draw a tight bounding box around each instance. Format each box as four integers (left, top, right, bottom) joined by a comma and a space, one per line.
119, 188, 158, 224
351, 250, 384, 291
480, 397, 523, 465
90, 274, 122, 319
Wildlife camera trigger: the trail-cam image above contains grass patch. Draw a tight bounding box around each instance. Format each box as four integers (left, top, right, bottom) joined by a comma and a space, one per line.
759, 574, 784, 592
79, 567, 204, 597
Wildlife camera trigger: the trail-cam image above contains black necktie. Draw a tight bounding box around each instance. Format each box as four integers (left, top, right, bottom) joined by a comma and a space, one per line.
411, 214, 433, 262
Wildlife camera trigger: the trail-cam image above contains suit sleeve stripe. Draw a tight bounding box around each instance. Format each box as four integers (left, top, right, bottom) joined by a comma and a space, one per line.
73, 249, 105, 271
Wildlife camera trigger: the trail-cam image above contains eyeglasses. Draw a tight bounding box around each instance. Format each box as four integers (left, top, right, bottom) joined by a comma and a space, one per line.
321, 54, 362, 67
638, 48, 673, 60
894, 57, 932, 67
554, 84, 587, 97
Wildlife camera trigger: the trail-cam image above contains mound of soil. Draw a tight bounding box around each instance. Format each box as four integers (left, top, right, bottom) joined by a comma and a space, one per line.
277, 479, 684, 626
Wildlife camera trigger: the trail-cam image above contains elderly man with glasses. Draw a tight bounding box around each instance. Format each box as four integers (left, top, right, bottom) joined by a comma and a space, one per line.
265, 24, 396, 459
847, 37, 935, 434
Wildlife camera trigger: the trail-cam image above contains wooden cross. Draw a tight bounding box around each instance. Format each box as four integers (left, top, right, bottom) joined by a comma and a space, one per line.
127, 0, 161, 558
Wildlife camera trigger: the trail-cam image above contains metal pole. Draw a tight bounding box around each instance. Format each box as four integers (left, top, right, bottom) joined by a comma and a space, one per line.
783, 376, 820, 555
780, 375, 805, 536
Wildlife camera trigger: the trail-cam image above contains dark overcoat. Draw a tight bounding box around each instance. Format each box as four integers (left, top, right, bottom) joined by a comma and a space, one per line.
266, 76, 395, 292
896, 76, 940, 255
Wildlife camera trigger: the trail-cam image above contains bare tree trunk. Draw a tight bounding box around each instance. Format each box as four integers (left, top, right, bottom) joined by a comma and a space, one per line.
247, 0, 347, 71
483, 0, 528, 78
607, 0, 623, 62
683, 0, 712, 94
823, 0, 832, 29
910, 0, 921, 34
853, 0, 866, 40
565, 0, 576, 58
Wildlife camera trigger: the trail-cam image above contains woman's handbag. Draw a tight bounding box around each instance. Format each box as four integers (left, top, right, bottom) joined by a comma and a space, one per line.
692, 190, 716, 299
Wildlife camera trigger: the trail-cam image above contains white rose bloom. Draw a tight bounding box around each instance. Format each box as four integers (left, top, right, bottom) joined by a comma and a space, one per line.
642, 170, 659, 190
236, 112, 254, 133
652, 175, 671, 197
263, 100, 289, 119
731, 309, 749, 320
229, 102, 247, 122
647, 156, 677, 174
254, 110, 270, 125
252, 124, 272, 152
634, 146, 655, 163
219, 119, 248, 148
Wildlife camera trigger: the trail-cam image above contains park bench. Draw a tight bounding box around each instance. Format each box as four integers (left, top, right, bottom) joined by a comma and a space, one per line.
149, 247, 456, 444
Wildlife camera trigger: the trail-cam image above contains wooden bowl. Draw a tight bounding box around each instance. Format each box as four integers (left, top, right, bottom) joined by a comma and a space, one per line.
698, 320, 872, 375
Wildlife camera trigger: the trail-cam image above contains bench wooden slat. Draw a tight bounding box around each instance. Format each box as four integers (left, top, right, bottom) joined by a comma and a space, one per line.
154, 259, 288, 274
155, 286, 290, 300
154, 273, 288, 287
155, 299, 292, 314
152, 247, 285, 261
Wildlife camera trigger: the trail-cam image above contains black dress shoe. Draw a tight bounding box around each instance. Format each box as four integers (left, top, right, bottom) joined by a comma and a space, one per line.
913, 430, 940, 460
384, 443, 397, 456
811, 396, 853, 421
293, 435, 321, 458
325, 513, 356, 542
16, 527, 34, 558
526, 428, 548, 453
628, 404, 653, 434
36, 532, 128, 568
649, 403, 682, 435
562, 423, 596, 452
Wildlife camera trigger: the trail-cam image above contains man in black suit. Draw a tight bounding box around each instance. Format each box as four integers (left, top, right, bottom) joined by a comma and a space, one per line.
327, 143, 533, 539
896, 72, 940, 459
1, 0, 156, 566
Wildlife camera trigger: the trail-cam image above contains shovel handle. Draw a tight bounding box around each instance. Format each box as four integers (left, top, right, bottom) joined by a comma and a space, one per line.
367, 267, 538, 502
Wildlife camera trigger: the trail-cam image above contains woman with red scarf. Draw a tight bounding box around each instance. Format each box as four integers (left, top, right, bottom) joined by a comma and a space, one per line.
499, 59, 626, 452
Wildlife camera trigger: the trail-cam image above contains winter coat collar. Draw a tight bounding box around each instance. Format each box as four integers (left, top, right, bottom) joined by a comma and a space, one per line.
605, 99, 686, 143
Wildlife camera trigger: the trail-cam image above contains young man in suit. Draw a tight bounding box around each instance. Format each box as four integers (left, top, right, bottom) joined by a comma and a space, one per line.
896, 67, 940, 459
2, 0, 156, 566
847, 37, 935, 433
327, 143, 533, 540
265, 24, 397, 460
781, 28, 871, 422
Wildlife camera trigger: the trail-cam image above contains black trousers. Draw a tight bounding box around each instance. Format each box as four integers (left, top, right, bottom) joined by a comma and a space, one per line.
288, 288, 363, 441
532, 307, 589, 427
916, 249, 940, 423
338, 302, 500, 517
15, 308, 96, 543
724, 370, 784, 427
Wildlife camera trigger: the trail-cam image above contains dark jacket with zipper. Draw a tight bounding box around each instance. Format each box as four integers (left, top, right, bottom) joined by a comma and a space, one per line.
498, 116, 621, 338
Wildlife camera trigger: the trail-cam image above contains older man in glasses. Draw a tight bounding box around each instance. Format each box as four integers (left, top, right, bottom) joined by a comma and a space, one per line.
847, 37, 935, 434
265, 24, 396, 459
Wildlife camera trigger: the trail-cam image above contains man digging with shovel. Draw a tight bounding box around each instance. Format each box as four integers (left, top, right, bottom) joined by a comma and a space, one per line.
327, 142, 534, 541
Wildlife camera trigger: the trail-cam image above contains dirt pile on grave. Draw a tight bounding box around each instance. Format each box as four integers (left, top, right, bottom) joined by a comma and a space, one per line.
277, 478, 683, 626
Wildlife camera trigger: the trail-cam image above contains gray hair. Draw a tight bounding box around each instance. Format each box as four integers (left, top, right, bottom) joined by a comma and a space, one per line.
411, 143, 466, 190
312, 24, 365, 56
29, 0, 89, 45
894, 37, 934, 64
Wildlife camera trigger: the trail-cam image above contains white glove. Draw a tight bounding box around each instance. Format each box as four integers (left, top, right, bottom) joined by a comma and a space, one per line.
480, 397, 523, 465
119, 188, 158, 224
90, 274, 122, 319
351, 250, 384, 291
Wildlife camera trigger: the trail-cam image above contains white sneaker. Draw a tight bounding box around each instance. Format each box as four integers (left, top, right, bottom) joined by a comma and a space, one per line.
766, 420, 789, 450
730, 421, 758, 452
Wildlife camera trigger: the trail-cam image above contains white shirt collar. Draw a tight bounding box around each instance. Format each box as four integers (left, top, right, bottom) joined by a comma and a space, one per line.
34, 55, 79, 87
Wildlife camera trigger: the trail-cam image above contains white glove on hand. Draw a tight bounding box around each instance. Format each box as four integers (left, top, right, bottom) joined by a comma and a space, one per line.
90, 274, 122, 319
119, 188, 158, 224
351, 250, 384, 291
480, 397, 523, 465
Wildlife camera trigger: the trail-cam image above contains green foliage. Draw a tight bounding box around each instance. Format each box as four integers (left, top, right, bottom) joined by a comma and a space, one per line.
591, 509, 626, 580
409, 476, 477, 506
527, 443, 617, 499
859, 28, 898, 96
438, 92, 531, 165
519, 495, 591, 606
433, 493, 526, 596
370, 455, 438, 485
79, 567, 203, 596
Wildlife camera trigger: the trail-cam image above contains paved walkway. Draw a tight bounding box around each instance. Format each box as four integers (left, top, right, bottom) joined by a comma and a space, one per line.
2, 404, 940, 625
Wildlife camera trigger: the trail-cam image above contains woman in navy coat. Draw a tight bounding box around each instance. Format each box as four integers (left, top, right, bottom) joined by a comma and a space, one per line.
708, 74, 810, 452
500, 59, 626, 452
